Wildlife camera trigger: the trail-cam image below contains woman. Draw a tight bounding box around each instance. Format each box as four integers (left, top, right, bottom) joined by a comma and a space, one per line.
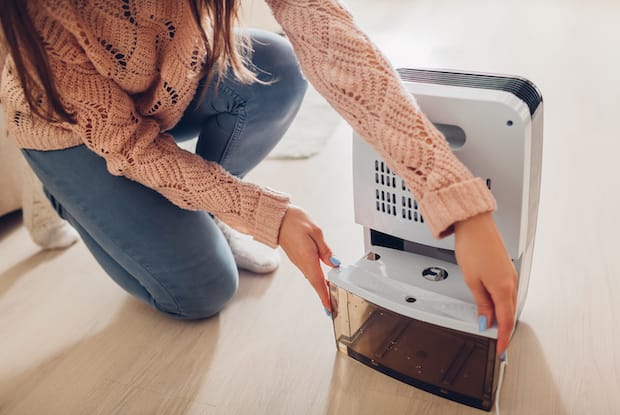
0, 0, 516, 356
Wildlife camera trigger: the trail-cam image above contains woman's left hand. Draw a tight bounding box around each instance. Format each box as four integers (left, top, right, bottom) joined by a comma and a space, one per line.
454, 212, 518, 357
278, 205, 339, 311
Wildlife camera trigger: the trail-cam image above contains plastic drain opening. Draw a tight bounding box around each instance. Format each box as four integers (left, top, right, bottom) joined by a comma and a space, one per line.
422, 267, 449, 282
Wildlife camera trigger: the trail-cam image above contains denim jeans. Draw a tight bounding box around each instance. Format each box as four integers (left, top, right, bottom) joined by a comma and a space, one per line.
22, 29, 308, 319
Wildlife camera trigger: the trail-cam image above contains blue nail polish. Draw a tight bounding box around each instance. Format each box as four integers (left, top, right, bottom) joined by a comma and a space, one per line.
329, 256, 341, 267
324, 307, 332, 318
500, 351, 507, 361
478, 315, 487, 332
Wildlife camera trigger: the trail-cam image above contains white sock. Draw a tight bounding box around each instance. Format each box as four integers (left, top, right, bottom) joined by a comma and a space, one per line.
214, 217, 280, 274
29, 221, 80, 250
21, 158, 79, 250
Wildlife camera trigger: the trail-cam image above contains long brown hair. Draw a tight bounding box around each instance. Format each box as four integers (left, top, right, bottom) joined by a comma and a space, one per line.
0, 0, 254, 124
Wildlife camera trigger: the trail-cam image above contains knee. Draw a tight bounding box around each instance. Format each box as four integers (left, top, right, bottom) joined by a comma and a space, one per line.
153, 259, 239, 320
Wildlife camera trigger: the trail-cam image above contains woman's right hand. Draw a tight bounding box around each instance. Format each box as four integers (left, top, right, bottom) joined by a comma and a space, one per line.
278, 205, 339, 311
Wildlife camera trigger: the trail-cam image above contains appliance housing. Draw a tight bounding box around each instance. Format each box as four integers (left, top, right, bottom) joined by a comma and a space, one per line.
327, 68, 543, 411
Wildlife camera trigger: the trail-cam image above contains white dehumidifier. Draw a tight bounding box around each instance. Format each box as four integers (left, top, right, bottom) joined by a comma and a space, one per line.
327, 68, 543, 411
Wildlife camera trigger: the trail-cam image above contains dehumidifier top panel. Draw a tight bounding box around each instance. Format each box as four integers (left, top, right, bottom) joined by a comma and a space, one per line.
397, 68, 543, 115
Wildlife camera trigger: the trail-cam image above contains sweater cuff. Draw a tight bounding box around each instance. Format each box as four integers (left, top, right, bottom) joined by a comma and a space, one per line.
252, 188, 291, 248
418, 178, 497, 239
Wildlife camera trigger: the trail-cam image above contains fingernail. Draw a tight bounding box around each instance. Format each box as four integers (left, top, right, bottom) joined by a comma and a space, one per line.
500, 351, 507, 361
478, 315, 487, 332
329, 256, 341, 267
324, 307, 332, 318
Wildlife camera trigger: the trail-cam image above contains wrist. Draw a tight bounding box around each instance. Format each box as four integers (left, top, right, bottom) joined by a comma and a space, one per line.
454, 211, 493, 233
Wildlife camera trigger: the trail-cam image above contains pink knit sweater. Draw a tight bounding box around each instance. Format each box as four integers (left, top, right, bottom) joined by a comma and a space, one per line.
0, 0, 495, 247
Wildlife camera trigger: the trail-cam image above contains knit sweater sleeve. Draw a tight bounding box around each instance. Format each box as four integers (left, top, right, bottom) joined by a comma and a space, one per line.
49, 57, 289, 247
265, 0, 496, 238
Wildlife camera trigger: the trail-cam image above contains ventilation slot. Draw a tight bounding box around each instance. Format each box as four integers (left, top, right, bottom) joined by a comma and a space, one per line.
374, 159, 398, 189
376, 188, 397, 216
374, 159, 423, 221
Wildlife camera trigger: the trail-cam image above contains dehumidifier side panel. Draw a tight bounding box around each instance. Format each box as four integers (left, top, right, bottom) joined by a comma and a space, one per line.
516, 106, 544, 319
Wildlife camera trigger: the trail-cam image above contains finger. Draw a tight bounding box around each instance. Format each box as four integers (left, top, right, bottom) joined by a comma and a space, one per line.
488, 281, 517, 356
508, 261, 518, 311
304, 257, 331, 311
465, 277, 495, 332
494, 306, 515, 357
310, 226, 338, 268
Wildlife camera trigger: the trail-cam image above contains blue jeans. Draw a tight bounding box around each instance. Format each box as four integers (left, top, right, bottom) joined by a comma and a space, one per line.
22, 30, 308, 319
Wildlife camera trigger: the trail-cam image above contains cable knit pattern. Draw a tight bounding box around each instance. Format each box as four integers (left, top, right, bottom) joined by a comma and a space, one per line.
265, 0, 496, 237
0, 0, 289, 247
0, 0, 495, 246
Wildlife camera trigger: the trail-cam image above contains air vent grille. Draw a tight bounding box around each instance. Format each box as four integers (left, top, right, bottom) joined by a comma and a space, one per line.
374, 160, 423, 223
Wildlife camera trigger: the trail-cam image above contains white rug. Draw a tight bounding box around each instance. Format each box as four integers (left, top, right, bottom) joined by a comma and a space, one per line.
267, 84, 342, 159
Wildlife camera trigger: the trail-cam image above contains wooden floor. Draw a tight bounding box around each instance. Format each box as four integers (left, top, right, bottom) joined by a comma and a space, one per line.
1, 0, 619, 414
